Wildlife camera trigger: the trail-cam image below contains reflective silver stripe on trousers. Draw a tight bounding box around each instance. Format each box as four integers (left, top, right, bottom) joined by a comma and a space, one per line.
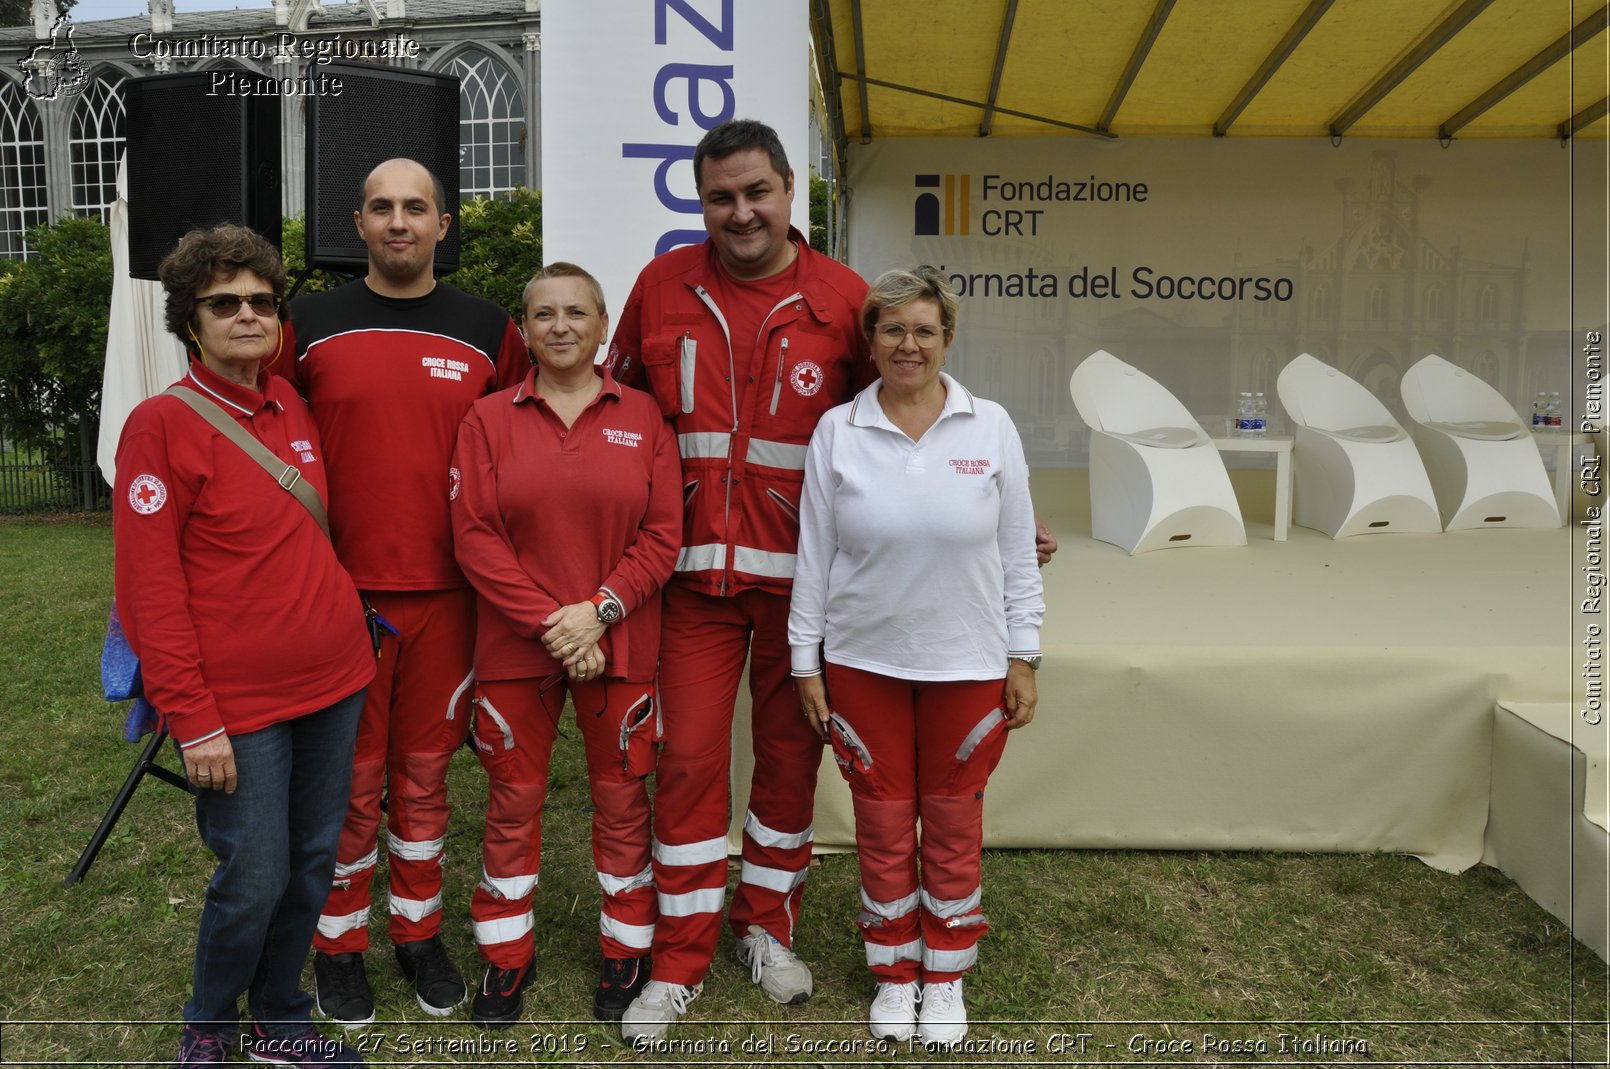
745, 438, 808, 469
923, 945, 979, 973
743, 810, 814, 851
678, 431, 731, 459
388, 893, 443, 923
861, 888, 920, 919
317, 908, 369, 939
600, 915, 655, 950
479, 867, 538, 901
739, 860, 808, 894
652, 835, 728, 867
446, 669, 473, 720
921, 888, 982, 918
597, 864, 655, 897
955, 709, 1005, 761
657, 885, 727, 917
865, 938, 924, 966
473, 913, 533, 946
387, 831, 444, 863
334, 848, 379, 879
475, 695, 516, 751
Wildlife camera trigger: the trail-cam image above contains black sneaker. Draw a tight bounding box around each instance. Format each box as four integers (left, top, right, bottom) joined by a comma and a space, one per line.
593, 955, 651, 1022
313, 952, 375, 1027
393, 936, 467, 1016
471, 956, 535, 1028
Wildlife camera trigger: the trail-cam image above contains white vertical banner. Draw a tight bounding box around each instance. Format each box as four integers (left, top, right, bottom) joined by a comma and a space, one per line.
541, 0, 809, 345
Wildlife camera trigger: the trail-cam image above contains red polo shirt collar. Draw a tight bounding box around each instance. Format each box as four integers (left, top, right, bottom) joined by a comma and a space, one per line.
183, 358, 280, 417
510, 365, 624, 408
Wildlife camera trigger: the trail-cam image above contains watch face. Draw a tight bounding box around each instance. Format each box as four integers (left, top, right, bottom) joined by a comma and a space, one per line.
597, 600, 623, 624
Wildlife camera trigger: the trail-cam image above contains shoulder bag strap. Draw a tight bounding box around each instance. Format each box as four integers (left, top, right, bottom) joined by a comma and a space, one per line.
163, 384, 331, 540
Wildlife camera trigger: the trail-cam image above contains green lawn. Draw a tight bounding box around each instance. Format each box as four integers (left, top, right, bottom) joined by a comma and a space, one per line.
0, 516, 1604, 1067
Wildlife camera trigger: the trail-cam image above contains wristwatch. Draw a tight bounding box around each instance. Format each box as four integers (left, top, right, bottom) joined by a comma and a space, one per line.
1009, 655, 1042, 671
591, 589, 624, 625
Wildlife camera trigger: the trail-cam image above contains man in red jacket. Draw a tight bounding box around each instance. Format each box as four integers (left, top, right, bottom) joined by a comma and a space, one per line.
603, 118, 867, 1043
608, 123, 1058, 1044
281, 158, 528, 1026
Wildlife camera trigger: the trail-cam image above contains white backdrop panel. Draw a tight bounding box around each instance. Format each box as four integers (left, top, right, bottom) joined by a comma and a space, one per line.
541, 0, 809, 346
847, 138, 1589, 468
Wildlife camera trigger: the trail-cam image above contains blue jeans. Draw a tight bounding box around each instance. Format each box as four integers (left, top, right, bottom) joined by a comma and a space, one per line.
184, 688, 365, 1035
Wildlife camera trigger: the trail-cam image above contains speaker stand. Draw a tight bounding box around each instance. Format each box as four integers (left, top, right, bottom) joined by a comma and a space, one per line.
62, 727, 194, 888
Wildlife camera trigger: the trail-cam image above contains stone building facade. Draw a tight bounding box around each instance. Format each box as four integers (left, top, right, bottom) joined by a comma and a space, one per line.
1, 0, 541, 258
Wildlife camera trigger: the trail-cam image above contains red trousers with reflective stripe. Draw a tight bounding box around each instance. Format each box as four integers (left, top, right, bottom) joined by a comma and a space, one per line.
469, 676, 656, 969
314, 588, 473, 954
824, 664, 1008, 984
649, 586, 823, 986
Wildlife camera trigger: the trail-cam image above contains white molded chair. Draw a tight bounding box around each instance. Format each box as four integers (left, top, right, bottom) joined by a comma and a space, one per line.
1399, 354, 1559, 530
1276, 354, 1440, 538
1069, 350, 1245, 554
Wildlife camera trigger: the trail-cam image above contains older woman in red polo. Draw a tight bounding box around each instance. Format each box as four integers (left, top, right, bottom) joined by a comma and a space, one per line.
115, 224, 373, 1067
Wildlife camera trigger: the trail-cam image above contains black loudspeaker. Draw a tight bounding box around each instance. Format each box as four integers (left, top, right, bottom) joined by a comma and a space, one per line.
126, 73, 282, 281
305, 61, 461, 274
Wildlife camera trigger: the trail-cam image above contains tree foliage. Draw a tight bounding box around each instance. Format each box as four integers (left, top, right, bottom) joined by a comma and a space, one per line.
809, 174, 832, 255
280, 214, 345, 297
450, 188, 543, 320
0, 214, 110, 451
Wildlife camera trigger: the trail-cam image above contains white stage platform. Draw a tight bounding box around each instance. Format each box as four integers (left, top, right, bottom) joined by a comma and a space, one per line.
733, 468, 1570, 874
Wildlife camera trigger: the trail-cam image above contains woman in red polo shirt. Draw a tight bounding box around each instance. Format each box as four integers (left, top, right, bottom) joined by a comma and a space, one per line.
451, 262, 681, 1027
114, 225, 373, 1067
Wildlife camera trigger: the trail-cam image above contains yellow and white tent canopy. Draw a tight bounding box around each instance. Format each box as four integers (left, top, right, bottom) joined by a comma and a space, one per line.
812, 0, 1608, 153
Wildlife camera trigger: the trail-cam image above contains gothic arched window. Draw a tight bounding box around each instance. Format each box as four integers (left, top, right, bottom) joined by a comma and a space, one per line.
1367, 284, 1390, 326
450, 50, 525, 199
70, 71, 127, 223
1478, 284, 1499, 324
0, 79, 48, 259
1425, 283, 1444, 323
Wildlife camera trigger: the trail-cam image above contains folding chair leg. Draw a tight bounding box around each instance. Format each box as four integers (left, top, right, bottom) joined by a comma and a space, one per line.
62, 727, 194, 888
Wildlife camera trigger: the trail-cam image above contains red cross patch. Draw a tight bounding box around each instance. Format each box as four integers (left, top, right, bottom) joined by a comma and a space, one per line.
129, 473, 167, 515
790, 360, 824, 397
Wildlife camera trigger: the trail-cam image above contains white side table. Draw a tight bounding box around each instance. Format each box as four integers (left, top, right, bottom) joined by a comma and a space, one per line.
1209, 434, 1294, 541
1532, 429, 1598, 518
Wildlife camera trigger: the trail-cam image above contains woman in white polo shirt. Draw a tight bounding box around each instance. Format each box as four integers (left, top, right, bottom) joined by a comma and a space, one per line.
788, 265, 1044, 1049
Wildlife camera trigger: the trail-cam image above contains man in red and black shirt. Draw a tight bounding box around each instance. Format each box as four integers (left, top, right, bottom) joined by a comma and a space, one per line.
280, 158, 528, 1024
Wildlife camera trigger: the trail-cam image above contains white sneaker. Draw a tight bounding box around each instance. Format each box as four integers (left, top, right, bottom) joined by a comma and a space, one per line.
868, 980, 920, 1041
734, 925, 813, 1005
917, 978, 968, 1048
620, 980, 701, 1047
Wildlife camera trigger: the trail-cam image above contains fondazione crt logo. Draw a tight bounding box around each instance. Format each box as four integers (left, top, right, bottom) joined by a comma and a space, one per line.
913, 171, 1152, 238
20, 15, 89, 101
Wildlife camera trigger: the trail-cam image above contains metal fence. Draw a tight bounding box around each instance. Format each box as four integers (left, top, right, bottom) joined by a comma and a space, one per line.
0, 433, 108, 513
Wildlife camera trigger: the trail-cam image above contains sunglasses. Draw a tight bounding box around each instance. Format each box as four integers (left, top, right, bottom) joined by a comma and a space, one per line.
195, 292, 282, 318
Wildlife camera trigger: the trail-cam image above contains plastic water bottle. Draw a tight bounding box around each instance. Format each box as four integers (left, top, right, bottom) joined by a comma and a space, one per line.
1532, 392, 1549, 432
1547, 392, 1563, 429
1235, 392, 1255, 436
1249, 391, 1268, 436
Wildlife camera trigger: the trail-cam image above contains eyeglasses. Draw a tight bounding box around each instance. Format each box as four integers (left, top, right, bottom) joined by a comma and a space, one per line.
874, 323, 944, 348
195, 292, 282, 318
